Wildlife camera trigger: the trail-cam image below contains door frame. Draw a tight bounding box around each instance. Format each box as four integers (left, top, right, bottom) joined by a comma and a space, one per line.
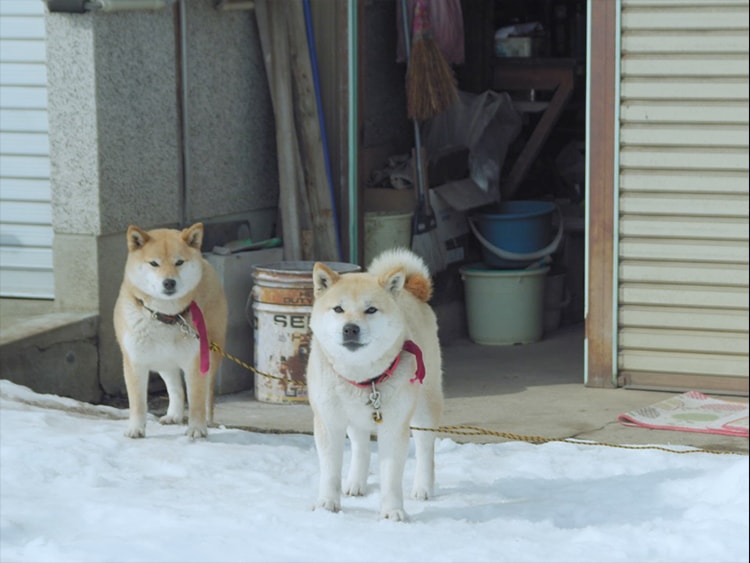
585, 0, 618, 388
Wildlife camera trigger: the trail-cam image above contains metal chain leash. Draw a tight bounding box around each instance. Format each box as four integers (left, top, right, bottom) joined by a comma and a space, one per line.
167, 312, 288, 385
208, 341, 289, 383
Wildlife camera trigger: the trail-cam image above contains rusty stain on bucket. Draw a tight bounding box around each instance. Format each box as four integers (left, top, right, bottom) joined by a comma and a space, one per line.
251, 261, 360, 404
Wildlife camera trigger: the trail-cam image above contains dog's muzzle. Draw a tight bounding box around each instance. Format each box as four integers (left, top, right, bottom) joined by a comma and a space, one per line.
162, 278, 177, 296
342, 323, 363, 350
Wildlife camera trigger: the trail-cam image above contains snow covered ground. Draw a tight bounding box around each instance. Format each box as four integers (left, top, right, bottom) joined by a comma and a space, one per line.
1, 379, 748, 563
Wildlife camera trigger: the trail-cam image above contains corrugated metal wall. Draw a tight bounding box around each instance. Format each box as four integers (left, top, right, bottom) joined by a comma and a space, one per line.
0, 0, 53, 298
618, 0, 749, 394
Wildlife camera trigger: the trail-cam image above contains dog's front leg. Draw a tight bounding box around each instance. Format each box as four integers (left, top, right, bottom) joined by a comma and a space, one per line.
377, 421, 411, 521
344, 425, 371, 496
158, 368, 185, 425
313, 413, 347, 512
183, 359, 208, 439
123, 357, 150, 438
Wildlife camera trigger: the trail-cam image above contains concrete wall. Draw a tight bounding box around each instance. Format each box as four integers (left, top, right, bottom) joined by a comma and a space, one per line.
45, 2, 279, 400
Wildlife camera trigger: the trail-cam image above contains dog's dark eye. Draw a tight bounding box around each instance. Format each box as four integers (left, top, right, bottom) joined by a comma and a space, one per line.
149, 261, 159, 267
175, 259, 184, 266
365, 306, 377, 315
333, 306, 344, 313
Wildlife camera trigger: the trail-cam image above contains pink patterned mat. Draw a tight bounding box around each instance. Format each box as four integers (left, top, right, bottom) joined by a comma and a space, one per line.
618, 391, 749, 437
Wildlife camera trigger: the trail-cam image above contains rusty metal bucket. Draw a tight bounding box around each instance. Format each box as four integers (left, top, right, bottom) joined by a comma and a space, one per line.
250, 261, 360, 404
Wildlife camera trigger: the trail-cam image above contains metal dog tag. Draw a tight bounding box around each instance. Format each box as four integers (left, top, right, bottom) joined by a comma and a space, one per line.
367, 383, 383, 423
367, 388, 381, 410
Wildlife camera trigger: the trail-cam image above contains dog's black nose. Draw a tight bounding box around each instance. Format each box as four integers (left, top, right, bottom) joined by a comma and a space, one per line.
342, 323, 360, 341
162, 278, 176, 291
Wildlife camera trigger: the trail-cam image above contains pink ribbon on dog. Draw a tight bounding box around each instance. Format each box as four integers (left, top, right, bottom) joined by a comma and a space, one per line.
189, 301, 210, 375
403, 339, 426, 384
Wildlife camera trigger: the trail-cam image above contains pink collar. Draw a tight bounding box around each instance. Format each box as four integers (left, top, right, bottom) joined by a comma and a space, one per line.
343, 339, 426, 388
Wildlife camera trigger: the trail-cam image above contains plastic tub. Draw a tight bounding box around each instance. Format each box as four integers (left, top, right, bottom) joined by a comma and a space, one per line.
460, 262, 549, 345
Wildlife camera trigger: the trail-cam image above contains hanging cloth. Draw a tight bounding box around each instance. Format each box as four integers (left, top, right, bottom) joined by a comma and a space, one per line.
397, 0, 464, 65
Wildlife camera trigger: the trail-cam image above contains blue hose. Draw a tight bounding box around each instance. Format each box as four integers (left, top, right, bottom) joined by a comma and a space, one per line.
303, 0, 343, 261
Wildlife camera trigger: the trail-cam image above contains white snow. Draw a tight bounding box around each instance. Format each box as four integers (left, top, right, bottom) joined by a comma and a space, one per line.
1, 379, 748, 563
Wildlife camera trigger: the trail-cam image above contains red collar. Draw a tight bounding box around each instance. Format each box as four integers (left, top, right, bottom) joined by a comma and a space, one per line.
343, 340, 426, 388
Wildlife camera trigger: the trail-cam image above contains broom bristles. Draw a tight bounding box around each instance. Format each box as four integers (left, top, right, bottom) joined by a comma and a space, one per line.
406, 36, 458, 121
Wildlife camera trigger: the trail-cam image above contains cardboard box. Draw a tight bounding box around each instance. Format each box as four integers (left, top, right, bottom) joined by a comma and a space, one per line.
204, 246, 284, 395
362, 143, 417, 213
428, 178, 496, 265
363, 186, 415, 213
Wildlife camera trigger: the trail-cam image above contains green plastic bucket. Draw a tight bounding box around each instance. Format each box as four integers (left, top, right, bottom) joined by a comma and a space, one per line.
460, 263, 550, 345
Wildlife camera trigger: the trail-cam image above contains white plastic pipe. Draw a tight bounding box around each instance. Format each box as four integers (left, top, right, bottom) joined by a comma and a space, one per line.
87, 0, 174, 11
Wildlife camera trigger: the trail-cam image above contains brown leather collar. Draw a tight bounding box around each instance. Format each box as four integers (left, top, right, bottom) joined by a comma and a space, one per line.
135, 298, 190, 325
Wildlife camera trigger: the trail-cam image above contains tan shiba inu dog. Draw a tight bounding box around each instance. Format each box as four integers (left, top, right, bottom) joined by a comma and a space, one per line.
307, 248, 444, 521
114, 223, 227, 439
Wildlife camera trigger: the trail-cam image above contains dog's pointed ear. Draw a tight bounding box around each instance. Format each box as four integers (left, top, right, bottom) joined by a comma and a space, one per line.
126, 226, 150, 251
380, 267, 432, 302
182, 223, 204, 250
380, 267, 406, 297
313, 262, 340, 298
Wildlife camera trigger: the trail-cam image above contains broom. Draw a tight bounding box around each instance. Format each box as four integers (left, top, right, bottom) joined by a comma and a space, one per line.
405, 0, 458, 121
401, 0, 447, 274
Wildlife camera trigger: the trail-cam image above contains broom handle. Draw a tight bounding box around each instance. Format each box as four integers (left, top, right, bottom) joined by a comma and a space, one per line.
400, 0, 428, 210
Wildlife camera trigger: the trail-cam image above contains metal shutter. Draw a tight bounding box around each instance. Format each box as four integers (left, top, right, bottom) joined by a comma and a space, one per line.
0, 0, 53, 298
618, 0, 749, 394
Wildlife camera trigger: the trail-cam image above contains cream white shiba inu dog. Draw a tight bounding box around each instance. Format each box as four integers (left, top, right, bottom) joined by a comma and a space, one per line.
114, 223, 227, 439
307, 248, 444, 521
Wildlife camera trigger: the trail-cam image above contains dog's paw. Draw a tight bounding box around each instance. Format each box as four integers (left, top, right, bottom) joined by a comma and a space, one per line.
314, 499, 341, 513
159, 413, 184, 425
124, 426, 146, 439
185, 425, 208, 439
410, 486, 431, 501
343, 480, 368, 497
380, 508, 408, 522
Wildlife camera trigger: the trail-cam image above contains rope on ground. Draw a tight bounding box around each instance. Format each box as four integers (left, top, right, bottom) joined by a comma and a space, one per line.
409, 425, 745, 456
211, 341, 746, 457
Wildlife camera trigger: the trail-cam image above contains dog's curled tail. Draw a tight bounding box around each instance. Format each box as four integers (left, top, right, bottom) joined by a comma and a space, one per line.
368, 247, 433, 303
